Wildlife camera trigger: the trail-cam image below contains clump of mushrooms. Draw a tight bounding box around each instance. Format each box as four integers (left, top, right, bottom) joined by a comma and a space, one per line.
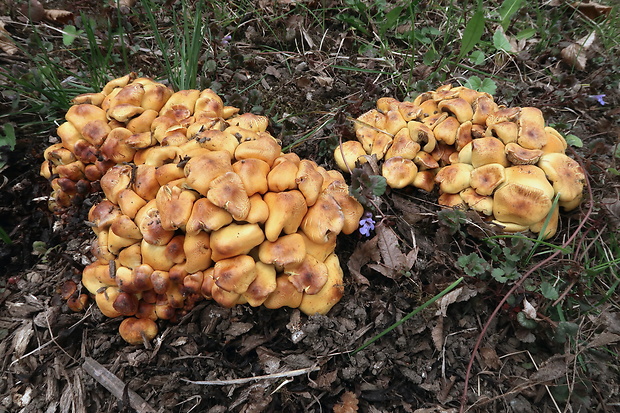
41, 74, 363, 344
334, 84, 585, 239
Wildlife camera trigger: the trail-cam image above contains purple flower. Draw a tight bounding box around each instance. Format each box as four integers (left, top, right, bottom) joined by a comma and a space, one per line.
359, 212, 375, 236
588, 94, 607, 105
221, 35, 232, 46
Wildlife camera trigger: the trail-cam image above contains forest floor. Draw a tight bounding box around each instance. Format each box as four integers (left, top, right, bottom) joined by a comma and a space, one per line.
1, 1, 619, 412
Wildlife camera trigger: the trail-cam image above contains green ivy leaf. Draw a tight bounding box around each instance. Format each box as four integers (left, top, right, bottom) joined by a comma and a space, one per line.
540, 281, 559, 300
493, 27, 513, 52
62, 25, 82, 46
517, 311, 538, 329
565, 134, 583, 148
0, 124, 16, 150
491, 267, 508, 283
457, 253, 490, 277
469, 50, 485, 65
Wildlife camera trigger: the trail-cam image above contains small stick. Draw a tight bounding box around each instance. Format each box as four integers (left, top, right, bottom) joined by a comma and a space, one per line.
82, 357, 156, 413
181, 365, 320, 386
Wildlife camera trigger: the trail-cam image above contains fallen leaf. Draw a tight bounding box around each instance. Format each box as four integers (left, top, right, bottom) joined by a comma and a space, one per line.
431, 317, 444, 351
435, 287, 463, 317
374, 223, 410, 276
0, 21, 18, 55
560, 31, 596, 70
586, 332, 620, 349
522, 297, 537, 320
571, 1, 613, 19
44, 9, 74, 25
530, 357, 566, 383
347, 237, 379, 285
480, 347, 501, 370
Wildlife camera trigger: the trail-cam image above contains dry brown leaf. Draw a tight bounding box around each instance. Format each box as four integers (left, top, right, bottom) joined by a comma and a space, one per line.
530, 357, 567, 383
571, 1, 613, 19
0, 21, 18, 56
435, 287, 463, 317
480, 347, 501, 370
44, 9, 74, 25
367, 223, 414, 278
431, 317, 444, 351
586, 332, 620, 349
560, 31, 596, 70
347, 236, 380, 285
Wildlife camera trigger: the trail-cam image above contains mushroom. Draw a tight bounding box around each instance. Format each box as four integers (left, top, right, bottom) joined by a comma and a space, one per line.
119, 317, 158, 345
298, 253, 344, 315
382, 157, 418, 189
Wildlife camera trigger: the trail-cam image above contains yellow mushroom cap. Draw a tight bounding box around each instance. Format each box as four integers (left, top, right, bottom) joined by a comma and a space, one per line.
184, 151, 233, 196
470, 163, 506, 196
385, 128, 421, 160
505, 142, 543, 165
493, 176, 553, 227
232, 158, 270, 196
183, 231, 212, 274
119, 317, 158, 345
434, 163, 474, 194
295, 160, 325, 207
300, 192, 344, 244
135, 200, 175, 246
460, 188, 493, 216
263, 275, 304, 310
334, 141, 367, 172
284, 254, 328, 295
210, 223, 265, 261
382, 157, 418, 189
537, 153, 585, 206
517, 107, 547, 149
185, 197, 233, 235
258, 233, 306, 270
234, 136, 282, 166
243, 262, 277, 307
470, 137, 509, 168
298, 253, 344, 315
207, 171, 251, 221
213, 254, 257, 294
438, 97, 474, 123
263, 190, 308, 242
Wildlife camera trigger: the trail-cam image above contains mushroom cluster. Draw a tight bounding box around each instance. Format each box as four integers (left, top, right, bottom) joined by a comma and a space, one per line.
334, 84, 585, 238
41, 74, 363, 344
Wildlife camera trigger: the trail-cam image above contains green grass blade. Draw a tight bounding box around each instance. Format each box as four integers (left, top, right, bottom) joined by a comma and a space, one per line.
459, 8, 485, 59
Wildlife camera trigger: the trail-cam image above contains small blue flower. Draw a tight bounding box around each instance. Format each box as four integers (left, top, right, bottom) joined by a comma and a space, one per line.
588, 94, 607, 105
359, 212, 375, 237
221, 35, 232, 46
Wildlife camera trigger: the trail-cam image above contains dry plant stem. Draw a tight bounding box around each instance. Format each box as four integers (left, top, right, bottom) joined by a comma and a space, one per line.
82, 357, 157, 413
459, 167, 594, 413
181, 365, 320, 385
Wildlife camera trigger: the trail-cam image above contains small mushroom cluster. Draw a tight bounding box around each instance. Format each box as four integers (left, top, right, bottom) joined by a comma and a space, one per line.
41, 74, 363, 344
334, 85, 585, 238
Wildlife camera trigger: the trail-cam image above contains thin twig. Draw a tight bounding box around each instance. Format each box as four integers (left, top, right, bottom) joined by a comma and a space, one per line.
181, 365, 320, 386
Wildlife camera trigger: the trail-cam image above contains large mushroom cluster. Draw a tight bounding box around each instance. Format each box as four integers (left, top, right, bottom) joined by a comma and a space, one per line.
334, 84, 585, 238
41, 74, 364, 344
